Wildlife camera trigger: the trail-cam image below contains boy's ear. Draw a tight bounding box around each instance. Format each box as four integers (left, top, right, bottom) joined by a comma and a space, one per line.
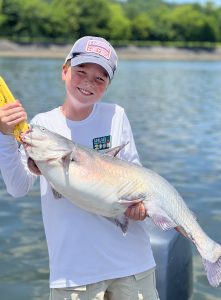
61, 64, 68, 80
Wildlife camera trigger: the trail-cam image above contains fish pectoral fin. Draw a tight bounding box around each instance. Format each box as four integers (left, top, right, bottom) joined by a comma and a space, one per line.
104, 143, 128, 157
151, 213, 177, 231
62, 151, 75, 174
114, 214, 129, 234
118, 193, 146, 208
118, 198, 142, 206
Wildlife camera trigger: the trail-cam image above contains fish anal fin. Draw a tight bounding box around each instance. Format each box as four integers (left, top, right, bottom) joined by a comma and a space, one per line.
104, 143, 128, 157
51, 187, 62, 199
151, 214, 177, 231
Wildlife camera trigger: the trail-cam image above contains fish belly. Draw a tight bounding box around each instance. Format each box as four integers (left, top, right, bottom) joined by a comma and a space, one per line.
37, 160, 125, 217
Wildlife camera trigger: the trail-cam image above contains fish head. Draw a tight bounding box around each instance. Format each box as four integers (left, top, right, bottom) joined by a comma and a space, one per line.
20, 124, 74, 162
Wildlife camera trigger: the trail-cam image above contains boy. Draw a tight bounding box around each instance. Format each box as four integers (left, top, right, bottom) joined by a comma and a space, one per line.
0, 36, 159, 300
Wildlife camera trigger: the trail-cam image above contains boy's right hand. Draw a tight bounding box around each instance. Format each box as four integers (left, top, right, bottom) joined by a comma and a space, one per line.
0, 101, 27, 136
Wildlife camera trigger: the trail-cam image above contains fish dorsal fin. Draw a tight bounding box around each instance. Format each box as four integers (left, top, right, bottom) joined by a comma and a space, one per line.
104, 142, 128, 157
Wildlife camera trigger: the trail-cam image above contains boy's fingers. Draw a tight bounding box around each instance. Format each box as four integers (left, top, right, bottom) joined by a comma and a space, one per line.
125, 202, 148, 221
1, 110, 26, 123
1, 101, 21, 110
6, 115, 27, 126
4, 105, 24, 113
139, 204, 148, 220
0, 101, 26, 124
130, 204, 140, 220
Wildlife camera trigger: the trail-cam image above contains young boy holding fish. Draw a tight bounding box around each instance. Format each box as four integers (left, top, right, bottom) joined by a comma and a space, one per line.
0, 36, 159, 299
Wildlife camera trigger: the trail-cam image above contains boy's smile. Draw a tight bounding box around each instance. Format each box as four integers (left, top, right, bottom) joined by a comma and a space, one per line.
77, 87, 93, 96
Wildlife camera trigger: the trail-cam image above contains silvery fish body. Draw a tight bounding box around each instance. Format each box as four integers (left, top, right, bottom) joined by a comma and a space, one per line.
21, 125, 221, 288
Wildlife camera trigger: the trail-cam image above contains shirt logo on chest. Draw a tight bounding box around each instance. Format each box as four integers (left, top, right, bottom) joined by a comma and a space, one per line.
93, 135, 112, 150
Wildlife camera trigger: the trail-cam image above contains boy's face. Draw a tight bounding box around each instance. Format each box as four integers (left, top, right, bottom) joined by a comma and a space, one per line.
62, 62, 110, 108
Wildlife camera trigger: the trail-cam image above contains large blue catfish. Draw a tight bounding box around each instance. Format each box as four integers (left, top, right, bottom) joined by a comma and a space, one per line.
21, 125, 221, 288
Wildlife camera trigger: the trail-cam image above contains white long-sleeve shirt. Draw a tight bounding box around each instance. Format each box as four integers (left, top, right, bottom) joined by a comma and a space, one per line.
0, 102, 155, 288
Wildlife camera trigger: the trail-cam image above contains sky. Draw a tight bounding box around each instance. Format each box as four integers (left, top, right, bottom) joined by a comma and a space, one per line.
167, 0, 221, 4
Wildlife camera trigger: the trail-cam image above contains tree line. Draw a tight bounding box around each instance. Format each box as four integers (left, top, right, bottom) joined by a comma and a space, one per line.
0, 0, 221, 45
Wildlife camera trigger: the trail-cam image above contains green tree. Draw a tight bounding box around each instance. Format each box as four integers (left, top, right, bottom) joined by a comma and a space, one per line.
76, 0, 111, 38
0, 0, 6, 29
0, 0, 53, 41
214, 7, 221, 41
0, 0, 20, 36
203, 1, 221, 42
106, 3, 131, 40
0, 0, 220, 44
131, 13, 154, 40
14, 0, 51, 40
169, 5, 218, 42
122, 0, 163, 19
48, 0, 80, 41
147, 5, 174, 41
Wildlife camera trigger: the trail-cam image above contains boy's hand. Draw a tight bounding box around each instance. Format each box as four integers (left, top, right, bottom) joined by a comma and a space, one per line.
125, 202, 148, 221
0, 101, 27, 135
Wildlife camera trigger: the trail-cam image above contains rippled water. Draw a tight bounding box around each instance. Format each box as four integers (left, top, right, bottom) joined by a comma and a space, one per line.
0, 58, 221, 299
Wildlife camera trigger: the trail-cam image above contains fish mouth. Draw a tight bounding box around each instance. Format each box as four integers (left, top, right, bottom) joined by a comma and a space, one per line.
19, 125, 33, 148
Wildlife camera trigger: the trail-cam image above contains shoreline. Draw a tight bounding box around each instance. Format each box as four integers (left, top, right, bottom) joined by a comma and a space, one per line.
1, 40, 221, 60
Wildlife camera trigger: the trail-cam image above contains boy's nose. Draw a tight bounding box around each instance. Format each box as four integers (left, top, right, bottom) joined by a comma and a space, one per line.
83, 77, 94, 87
86, 77, 94, 84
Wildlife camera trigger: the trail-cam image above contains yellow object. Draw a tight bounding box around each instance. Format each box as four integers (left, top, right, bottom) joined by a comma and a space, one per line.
0, 76, 29, 141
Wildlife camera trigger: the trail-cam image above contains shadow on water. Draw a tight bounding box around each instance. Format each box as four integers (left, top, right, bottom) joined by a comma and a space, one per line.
0, 58, 221, 299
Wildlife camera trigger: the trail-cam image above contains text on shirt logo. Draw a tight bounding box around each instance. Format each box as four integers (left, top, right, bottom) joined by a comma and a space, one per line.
93, 135, 112, 150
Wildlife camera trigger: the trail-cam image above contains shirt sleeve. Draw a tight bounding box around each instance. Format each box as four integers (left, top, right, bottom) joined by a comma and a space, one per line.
0, 133, 37, 197
118, 110, 142, 166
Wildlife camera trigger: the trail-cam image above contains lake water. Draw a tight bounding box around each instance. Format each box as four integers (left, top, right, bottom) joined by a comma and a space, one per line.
0, 57, 221, 300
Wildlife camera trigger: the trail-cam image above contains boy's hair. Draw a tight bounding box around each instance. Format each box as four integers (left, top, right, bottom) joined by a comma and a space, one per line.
64, 59, 71, 69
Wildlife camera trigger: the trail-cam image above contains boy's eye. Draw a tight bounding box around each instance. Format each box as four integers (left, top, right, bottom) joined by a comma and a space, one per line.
96, 76, 105, 82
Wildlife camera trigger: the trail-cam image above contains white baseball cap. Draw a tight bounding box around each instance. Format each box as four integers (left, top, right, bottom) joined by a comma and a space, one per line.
65, 36, 118, 80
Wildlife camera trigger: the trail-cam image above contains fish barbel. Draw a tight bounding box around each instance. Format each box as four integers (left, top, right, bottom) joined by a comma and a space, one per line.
21, 125, 221, 288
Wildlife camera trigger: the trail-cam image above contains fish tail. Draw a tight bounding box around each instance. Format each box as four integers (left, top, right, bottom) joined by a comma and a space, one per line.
202, 243, 221, 287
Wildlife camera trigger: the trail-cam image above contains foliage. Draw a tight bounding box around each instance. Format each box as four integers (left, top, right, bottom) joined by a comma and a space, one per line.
168, 4, 219, 42
106, 3, 131, 40
0, 0, 221, 44
131, 13, 154, 40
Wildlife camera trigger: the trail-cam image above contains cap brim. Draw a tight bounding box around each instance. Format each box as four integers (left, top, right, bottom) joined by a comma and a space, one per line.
71, 55, 113, 80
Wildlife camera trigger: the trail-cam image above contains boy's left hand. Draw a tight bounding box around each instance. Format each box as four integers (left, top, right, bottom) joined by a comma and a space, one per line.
125, 202, 148, 221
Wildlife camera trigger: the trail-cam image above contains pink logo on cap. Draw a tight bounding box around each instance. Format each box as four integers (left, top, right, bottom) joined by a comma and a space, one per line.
85, 40, 111, 60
